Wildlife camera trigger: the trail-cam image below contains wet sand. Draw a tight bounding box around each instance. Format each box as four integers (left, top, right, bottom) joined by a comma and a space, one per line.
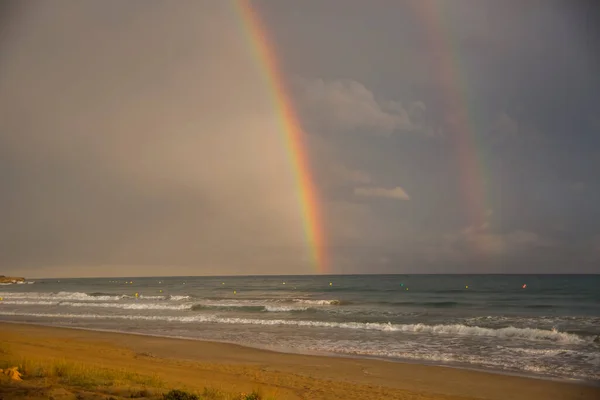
1, 322, 598, 399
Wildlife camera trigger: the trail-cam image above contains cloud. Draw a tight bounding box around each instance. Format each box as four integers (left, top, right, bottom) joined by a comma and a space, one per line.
402, 227, 562, 273
1, 1, 597, 276
324, 200, 374, 243
0, 1, 309, 276
328, 164, 372, 185
354, 186, 410, 200
490, 112, 519, 140
294, 78, 430, 136
485, 112, 544, 146
443, 228, 556, 257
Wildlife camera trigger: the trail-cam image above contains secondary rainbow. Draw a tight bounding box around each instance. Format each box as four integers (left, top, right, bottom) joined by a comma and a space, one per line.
234, 0, 328, 272
410, 0, 489, 235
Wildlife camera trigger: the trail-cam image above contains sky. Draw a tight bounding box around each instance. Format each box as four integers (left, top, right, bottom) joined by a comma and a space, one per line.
1, 0, 599, 278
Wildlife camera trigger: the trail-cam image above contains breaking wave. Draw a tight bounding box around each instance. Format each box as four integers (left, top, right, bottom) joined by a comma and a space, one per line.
0, 300, 189, 311
168, 295, 191, 301
0, 311, 587, 344
0, 291, 188, 302
190, 303, 310, 312
0, 300, 310, 313
0, 291, 124, 301
289, 299, 346, 306
380, 301, 462, 308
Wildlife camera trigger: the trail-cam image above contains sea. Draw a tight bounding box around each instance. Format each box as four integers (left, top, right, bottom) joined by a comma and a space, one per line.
1, 274, 599, 383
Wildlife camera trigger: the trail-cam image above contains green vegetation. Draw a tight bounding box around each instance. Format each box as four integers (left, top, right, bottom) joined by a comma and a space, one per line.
0, 357, 164, 389
0, 353, 272, 400
162, 388, 266, 400
163, 389, 199, 400
239, 392, 262, 400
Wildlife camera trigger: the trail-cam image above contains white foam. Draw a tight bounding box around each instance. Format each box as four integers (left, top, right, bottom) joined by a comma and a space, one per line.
192, 300, 314, 312
64, 302, 189, 310
0, 297, 311, 312
291, 299, 341, 305
0, 291, 189, 302
0, 311, 586, 343
197, 301, 262, 308
0, 291, 122, 301
264, 305, 309, 312
169, 295, 191, 301
307, 342, 600, 381
396, 323, 585, 343
1, 300, 57, 306
0, 300, 189, 310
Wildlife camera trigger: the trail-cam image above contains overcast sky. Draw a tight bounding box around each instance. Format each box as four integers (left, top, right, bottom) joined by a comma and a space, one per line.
1, 0, 599, 277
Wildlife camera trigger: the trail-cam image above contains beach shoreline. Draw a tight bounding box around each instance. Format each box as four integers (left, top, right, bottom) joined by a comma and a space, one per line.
1, 322, 599, 400
2, 275, 597, 383
2, 319, 595, 387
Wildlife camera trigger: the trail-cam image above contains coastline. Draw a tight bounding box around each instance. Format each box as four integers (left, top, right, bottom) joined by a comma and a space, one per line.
2, 322, 599, 400
2, 320, 593, 386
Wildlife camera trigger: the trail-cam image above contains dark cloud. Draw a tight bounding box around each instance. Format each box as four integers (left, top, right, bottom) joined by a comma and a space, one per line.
1, 0, 599, 276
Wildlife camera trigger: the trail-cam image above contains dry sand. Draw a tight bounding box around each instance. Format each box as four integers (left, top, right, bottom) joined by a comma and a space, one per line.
0, 322, 598, 399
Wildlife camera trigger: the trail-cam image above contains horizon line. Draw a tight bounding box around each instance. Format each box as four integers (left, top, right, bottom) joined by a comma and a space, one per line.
11, 272, 600, 280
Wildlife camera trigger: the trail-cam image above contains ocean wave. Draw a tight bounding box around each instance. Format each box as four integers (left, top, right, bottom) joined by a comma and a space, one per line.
88, 292, 115, 297
503, 347, 595, 357
0, 311, 587, 343
190, 303, 311, 312
0, 300, 57, 306
64, 302, 189, 310
288, 299, 345, 305
0, 300, 189, 311
463, 315, 600, 329
308, 343, 600, 381
0, 297, 315, 313
190, 304, 264, 312
383, 301, 462, 308
202, 296, 345, 305
0, 291, 123, 301
523, 304, 555, 309
264, 305, 311, 312
0, 292, 346, 306
0, 299, 309, 313
0, 291, 190, 302
168, 295, 191, 301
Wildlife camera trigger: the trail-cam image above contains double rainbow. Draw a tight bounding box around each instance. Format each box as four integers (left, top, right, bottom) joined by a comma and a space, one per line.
235, 0, 489, 269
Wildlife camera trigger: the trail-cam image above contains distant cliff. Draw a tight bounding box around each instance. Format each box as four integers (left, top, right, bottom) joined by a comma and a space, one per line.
0, 275, 25, 284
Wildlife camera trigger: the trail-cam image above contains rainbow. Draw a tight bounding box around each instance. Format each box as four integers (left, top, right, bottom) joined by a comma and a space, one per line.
234, 1, 328, 272
410, 0, 489, 233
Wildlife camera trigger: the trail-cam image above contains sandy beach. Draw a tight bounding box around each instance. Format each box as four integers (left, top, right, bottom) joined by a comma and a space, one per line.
1, 322, 598, 400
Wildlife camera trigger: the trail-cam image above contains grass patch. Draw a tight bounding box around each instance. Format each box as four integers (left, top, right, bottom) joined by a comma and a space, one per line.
163, 388, 268, 400
0, 356, 274, 400
130, 388, 153, 398
0, 342, 11, 355
163, 389, 199, 400
0, 357, 164, 390
238, 392, 262, 400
